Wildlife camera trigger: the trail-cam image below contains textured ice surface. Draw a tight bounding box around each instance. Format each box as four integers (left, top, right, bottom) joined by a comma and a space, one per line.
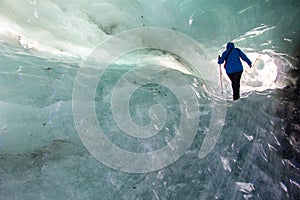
0, 0, 300, 199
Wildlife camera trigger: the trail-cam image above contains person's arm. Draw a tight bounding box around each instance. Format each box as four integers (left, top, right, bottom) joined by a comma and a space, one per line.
238, 48, 252, 67
218, 51, 227, 64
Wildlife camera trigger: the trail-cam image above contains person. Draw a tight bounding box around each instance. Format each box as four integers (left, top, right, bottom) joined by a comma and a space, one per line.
218, 42, 252, 100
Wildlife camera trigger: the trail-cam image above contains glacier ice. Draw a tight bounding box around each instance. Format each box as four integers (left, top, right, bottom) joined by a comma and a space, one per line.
0, 0, 300, 199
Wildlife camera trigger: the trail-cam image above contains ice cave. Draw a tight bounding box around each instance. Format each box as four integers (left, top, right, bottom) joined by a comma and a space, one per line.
0, 0, 299, 199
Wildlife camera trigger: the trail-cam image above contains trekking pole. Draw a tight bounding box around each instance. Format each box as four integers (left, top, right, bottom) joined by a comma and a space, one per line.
218, 55, 223, 95
219, 64, 223, 95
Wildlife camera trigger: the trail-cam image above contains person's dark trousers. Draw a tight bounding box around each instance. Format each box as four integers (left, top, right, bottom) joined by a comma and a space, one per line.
228, 71, 243, 100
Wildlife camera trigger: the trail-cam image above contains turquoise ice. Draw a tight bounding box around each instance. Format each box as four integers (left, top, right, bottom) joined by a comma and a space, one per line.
0, 0, 299, 199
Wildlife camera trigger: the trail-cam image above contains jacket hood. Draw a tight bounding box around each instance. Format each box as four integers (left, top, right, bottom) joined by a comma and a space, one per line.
226, 42, 235, 50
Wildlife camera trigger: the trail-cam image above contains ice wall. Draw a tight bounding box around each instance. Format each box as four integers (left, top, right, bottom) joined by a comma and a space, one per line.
1, 0, 299, 89
0, 0, 299, 56
0, 0, 299, 199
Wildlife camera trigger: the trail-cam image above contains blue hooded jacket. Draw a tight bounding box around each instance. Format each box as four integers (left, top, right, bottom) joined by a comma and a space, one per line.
218, 42, 252, 74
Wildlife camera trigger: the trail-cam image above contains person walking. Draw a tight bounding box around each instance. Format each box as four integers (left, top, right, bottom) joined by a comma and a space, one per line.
218, 42, 252, 100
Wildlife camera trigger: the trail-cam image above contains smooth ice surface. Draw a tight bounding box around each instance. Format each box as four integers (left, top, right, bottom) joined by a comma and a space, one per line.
0, 0, 300, 199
